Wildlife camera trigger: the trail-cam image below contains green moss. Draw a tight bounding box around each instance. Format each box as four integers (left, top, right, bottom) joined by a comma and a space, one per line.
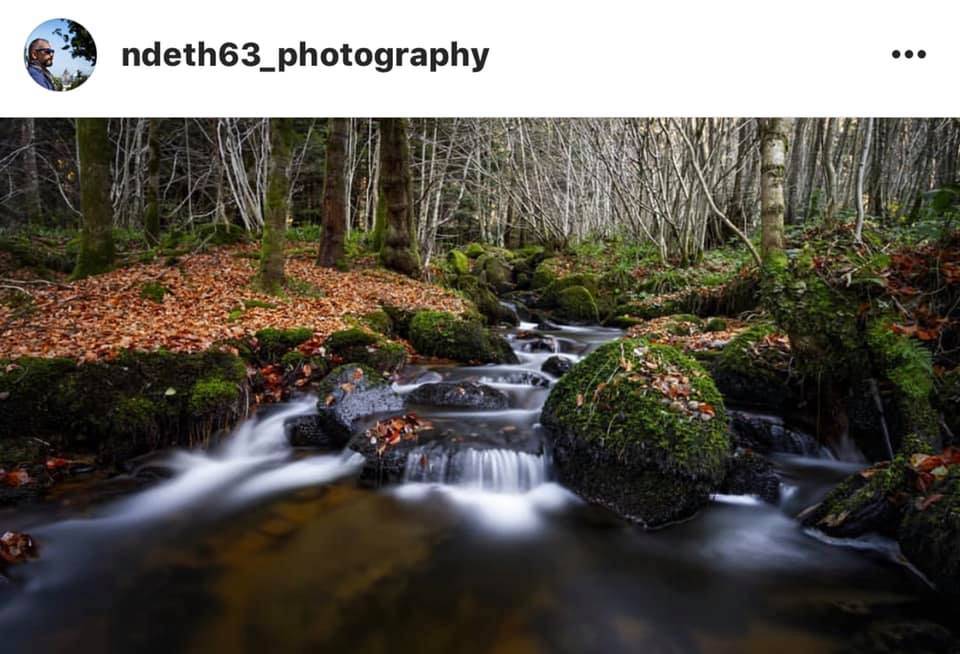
866, 321, 934, 402
189, 377, 240, 414
475, 253, 513, 292
542, 338, 729, 480
715, 323, 778, 378
113, 397, 158, 434
0, 350, 249, 464
447, 250, 470, 275
139, 281, 167, 303
317, 364, 385, 396
243, 299, 277, 310
704, 318, 728, 332
532, 258, 562, 289
255, 327, 314, 361
324, 328, 407, 373
408, 310, 517, 364
464, 243, 486, 258
454, 275, 517, 326
555, 286, 600, 323
360, 310, 393, 335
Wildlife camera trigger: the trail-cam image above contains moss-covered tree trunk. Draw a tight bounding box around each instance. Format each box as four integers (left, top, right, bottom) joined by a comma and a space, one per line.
258, 118, 293, 294
377, 118, 420, 277
760, 117, 790, 264
318, 118, 348, 269
144, 118, 161, 245
73, 118, 115, 279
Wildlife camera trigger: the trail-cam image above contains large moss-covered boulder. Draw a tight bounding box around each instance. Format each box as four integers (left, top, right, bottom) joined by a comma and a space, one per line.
0, 350, 249, 465
324, 328, 408, 374
555, 285, 600, 323
409, 311, 518, 364
541, 338, 730, 527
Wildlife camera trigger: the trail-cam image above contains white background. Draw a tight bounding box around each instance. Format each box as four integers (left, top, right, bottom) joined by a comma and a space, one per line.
2, 0, 955, 116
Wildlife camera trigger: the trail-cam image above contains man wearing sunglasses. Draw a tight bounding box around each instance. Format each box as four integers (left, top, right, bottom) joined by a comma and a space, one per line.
27, 39, 57, 91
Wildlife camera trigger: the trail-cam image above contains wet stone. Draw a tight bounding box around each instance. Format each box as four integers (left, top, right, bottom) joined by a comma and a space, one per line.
407, 382, 509, 410
542, 355, 574, 378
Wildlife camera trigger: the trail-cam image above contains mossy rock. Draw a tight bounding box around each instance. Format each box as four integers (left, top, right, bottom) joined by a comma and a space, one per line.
541, 273, 601, 305
447, 250, 470, 275
455, 275, 518, 326
541, 338, 729, 527
474, 253, 514, 294
382, 304, 417, 340
360, 309, 393, 336
531, 258, 562, 289
324, 328, 408, 374
709, 323, 795, 410
555, 286, 600, 323
899, 467, 960, 596
801, 455, 913, 538
254, 327, 314, 362
409, 311, 518, 364
464, 243, 486, 258
0, 350, 249, 466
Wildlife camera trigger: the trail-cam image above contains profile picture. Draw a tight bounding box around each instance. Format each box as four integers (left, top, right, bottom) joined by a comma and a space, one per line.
24, 19, 96, 92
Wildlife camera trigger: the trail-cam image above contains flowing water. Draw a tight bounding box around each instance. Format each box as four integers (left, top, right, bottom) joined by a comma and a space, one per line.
0, 322, 952, 653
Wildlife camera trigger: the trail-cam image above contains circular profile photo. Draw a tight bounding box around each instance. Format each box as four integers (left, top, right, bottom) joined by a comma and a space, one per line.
24, 19, 96, 92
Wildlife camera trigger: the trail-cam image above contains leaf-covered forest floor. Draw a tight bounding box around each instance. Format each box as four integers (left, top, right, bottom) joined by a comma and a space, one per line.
0, 244, 466, 361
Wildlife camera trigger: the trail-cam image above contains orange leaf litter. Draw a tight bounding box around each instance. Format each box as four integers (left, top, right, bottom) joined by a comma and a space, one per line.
0, 246, 467, 361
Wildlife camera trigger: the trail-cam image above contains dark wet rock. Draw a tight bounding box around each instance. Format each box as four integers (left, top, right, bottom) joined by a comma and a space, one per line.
284, 415, 339, 449
728, 410, 822, 456
542, 339, 729, 528
407, 382, 509, 410
542, 355, 574, 378
349, 427, 443, 487
898, 467, 960, 596
314, 365, 403, 446
518, 337, 557, 353
849, 619, 959, 654
719, 449, 780, 504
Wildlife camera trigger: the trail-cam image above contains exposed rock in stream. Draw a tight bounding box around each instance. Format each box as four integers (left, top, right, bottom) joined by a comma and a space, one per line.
407, 382, 509, 410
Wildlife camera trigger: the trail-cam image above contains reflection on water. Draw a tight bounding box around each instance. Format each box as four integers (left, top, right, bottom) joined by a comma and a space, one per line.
0, 323, 951, 653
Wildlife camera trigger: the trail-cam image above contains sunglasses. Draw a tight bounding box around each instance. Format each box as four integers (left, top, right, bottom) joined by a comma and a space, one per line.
33, 48, 55, 55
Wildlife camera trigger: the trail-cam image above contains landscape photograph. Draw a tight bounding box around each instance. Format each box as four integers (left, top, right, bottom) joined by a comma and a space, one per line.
0, 117, 958, 653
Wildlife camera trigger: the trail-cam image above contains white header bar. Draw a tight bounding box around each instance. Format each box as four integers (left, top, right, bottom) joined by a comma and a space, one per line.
3, 0, 956, 116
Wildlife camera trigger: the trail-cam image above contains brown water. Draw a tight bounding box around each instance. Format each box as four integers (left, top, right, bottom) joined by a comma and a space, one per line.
0, 323, 951, 653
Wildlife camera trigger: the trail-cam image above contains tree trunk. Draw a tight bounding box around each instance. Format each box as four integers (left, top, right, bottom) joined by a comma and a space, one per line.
822, 117, 837, 222
318, 118, 349, 268
20, 118, 42, 226
377, 118, 420, 277
144, 118, 161, 245
854, 118, 874, 244
760, 117, 791, 264
73, 118, 115, 279
258, 118, 292, 293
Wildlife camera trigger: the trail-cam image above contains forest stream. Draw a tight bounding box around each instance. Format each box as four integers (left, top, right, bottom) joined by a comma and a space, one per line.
0, 318, 951, 654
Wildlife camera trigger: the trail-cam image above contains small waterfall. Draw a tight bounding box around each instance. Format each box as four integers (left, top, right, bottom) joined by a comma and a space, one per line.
403, 445, 547, 492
